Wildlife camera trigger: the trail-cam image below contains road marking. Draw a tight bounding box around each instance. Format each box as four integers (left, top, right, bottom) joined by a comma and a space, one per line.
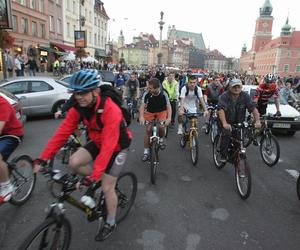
285, 169, 299, 180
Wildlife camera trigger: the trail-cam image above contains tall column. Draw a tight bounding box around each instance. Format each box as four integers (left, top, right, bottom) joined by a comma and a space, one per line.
157, 11, 165, 65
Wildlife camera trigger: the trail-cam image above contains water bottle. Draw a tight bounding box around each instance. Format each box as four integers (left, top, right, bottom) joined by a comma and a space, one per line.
80, 195, 96, 209
153, 126, 157, 136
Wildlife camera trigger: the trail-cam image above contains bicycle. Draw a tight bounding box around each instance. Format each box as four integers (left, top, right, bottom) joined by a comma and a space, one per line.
125, 97, 138, 120
205, 105, 219, 143
3, 154, 36, 206
19, 167, 137, 249
243, 114, 280, 167
146, 119, 165, 184
48, 125, 87, 198
179, 112, 201, 166
213, 123, 251, 200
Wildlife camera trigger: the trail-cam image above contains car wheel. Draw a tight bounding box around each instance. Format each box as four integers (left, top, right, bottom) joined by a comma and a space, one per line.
52, 101, 66, 114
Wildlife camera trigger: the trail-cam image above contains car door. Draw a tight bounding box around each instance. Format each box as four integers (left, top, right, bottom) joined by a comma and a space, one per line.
26, 81, 55, 115
1, 81, 31, 115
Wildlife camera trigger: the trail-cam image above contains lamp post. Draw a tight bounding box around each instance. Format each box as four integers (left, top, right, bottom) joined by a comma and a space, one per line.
157, 11, 165, 66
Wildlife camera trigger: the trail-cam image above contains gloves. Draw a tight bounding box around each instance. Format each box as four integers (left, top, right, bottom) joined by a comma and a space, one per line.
33, 158, 47, 166
80, 176, 95, 187
33, 158, 48, 174
275, 111, 281, 117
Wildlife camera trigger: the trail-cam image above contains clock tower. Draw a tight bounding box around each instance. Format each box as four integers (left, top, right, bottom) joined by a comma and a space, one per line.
251, 0, 274, 52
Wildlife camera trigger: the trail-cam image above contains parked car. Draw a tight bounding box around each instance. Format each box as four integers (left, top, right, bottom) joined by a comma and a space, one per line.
60, 73, 113, 86
0, 88, 26, 124
243, 85, 300, 135
0, 77, 71, 117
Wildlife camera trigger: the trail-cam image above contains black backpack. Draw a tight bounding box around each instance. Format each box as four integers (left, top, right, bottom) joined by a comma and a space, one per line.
184, 85, 200, 99
97, 85, 131, 149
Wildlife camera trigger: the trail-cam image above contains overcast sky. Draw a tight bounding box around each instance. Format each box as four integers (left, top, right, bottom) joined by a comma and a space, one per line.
104, 0, 299, 58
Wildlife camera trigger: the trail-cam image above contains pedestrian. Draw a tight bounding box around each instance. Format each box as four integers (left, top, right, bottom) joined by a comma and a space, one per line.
14, 55, 22, 77
6, 51, 14, 78
26, 57, 38, 76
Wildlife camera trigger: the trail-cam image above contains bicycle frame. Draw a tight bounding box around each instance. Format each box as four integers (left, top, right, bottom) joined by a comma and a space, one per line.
228, 123, 247, 163
183, 113, 199, 148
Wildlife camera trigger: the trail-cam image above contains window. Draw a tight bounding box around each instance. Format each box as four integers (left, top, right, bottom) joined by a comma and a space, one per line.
31, 21, 37, 37
284, 64, 289, 72
89, 11, 92, 22
73, 1, 76, 14
296, 65, 300, 73
21, 18, 28, 34
67, 0, 70, 9
12, 16, 18, 32
40, 23, 45, 38
20, 0, 25, 5
30, 0, 36, 9
4, 82, 29, 95
287, 51, 291, 58
49, 16, 54, 32
94, 33, 97, 45
57, 19, 61, 34
30, 81, 52, 93
89, 32, 92, 44
94, 17, 96, 25
67, 23, 70, 37
39, 0, 45, 13
73, 25, 76, 37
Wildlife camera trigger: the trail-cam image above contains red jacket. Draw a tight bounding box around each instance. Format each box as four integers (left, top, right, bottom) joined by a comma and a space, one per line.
40, 95, 132, 180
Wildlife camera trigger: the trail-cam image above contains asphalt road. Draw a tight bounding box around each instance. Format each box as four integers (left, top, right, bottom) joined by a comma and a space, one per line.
1, 117, 300, 250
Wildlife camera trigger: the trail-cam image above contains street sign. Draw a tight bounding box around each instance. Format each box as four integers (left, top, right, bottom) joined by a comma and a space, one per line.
74, 30, 86, 48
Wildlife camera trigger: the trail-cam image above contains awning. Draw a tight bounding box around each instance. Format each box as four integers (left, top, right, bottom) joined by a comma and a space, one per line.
51, 43, 76, 52
39, 46, 56, 53
95, 48, 106, 57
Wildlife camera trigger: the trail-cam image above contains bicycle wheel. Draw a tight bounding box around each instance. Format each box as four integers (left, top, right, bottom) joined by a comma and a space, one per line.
210, 120, 218, 144
190, 131, 199, 166
9, 155, 36, 206
115, 172, 137, 223
260, 133, 280, 167
19, 216, 72, 250
150, 142, 159, 184
297, 175, 300, 201
212, 135, 226, 169
179, 132, 187, 148
235, 157, 251, 200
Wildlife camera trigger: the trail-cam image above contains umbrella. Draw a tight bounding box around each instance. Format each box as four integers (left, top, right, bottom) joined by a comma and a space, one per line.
82, 56, 98, 63
64, 52, 75, 61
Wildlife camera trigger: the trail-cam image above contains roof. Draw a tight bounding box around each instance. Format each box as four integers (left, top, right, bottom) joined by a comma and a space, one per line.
174, 30, 206, 50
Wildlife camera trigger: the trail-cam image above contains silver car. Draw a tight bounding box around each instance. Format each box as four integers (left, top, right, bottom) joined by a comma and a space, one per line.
0, 77, 71, 116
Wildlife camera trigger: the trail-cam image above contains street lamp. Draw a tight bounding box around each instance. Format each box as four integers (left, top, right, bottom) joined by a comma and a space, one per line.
157, 11, 165, 66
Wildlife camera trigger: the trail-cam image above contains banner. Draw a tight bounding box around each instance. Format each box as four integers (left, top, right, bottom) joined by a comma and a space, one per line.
74, 30, 86, 48
0, 0, 12, 29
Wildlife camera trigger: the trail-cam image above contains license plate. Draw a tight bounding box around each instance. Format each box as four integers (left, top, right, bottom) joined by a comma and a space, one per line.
272, 123, 291, 128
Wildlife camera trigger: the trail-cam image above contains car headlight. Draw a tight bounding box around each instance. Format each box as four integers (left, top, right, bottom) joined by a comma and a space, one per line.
294, 116, 300, 121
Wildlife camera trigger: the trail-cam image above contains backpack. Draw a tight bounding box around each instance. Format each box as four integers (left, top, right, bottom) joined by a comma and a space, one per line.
97, 85, 131, 149
184, 85, 200, 99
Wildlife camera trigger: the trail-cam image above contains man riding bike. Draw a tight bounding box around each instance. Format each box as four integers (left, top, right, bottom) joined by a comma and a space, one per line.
34, 69, 132, 241
0, 96, 24, 203
123, 72, 140, 114
203, 76, 224, 132
218, 79, 261, 162
162, 72, 179, 128
139, 78, 172, 162
254, 73, 281, 117
178, 75, 208, 135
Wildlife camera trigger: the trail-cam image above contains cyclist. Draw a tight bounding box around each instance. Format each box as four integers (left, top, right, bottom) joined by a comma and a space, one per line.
139, 78, 172, 162
177, 75, 208, 135
280, 81, 299, 105
204, 76, 224, 132
34, 69, 132, 241
162, 72, 179, 128
218, 79, 261, 162
0, 96, 23, 203
123, 72, 140, 114
254, 73, 281, 116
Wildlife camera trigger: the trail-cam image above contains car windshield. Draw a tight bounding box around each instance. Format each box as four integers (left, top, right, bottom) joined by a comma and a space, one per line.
248, 88, 288, 105
60, 76, 72, 84
0, 88, 19, 101
55, 80, 69, 88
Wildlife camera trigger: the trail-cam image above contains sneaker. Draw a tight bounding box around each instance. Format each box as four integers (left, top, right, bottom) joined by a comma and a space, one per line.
142, 153, 149, 162
95, 223, 116, 241
0, 183, 14, 203
177, 127, 183, 135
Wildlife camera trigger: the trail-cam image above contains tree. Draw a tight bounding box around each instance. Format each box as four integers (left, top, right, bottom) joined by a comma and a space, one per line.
75, 48, 87, 58
0, 30, 14, 49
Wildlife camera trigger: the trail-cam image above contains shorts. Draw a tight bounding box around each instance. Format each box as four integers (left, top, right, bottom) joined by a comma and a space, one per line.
84, 141, 127, 177
144, 111, 167, 122
0, 136, 21, 161
257, 102, 267, 116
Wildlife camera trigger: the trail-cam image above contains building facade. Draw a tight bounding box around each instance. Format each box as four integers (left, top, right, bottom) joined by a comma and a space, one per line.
239, 0, 300, 77
204, 49, 229, 73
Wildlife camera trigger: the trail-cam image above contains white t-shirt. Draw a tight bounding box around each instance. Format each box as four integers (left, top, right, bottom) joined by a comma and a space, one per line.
180, 86, 203, 113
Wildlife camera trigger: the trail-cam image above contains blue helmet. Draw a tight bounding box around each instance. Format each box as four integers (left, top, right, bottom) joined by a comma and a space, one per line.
69, 69, 100, 92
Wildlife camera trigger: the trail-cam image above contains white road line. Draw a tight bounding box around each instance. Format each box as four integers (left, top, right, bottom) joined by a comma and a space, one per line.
285, 169, 300, 179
